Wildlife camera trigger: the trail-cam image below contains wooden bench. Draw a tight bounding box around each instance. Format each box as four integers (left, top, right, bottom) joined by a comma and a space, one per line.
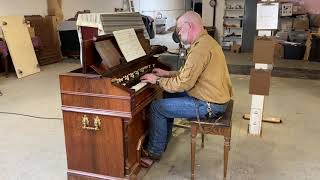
190, 100, 234, 180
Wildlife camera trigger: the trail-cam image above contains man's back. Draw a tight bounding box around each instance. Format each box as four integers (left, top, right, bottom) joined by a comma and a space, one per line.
186, 31, 233, 104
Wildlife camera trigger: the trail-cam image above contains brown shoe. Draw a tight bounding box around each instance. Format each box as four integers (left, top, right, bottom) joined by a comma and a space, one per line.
140, 157, 154, 168
142, 148, 161, 161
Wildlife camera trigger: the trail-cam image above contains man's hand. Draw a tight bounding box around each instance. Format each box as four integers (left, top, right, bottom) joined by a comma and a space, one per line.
140, 73, 159, 84
152, 68, 169, 77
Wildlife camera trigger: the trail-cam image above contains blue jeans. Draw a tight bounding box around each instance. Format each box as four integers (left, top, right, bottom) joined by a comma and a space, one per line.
146, 92, 228, 156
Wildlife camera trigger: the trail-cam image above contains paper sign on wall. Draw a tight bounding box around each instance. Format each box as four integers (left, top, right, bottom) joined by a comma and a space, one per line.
257, 3, 279, 30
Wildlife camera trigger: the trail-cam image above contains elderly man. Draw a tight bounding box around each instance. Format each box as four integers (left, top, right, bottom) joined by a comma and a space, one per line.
140, 11, 233, 160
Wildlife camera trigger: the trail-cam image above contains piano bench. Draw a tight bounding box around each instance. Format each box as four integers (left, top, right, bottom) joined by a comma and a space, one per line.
189, 100, 233, 180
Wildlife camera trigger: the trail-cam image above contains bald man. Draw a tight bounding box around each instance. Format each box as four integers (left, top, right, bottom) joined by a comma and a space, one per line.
140, 11, 233, 160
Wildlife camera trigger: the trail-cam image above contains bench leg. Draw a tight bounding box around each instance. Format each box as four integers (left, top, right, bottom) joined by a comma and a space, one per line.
201, 133, 204, 148
223, 137, 231, 180
191, 125, 197, 180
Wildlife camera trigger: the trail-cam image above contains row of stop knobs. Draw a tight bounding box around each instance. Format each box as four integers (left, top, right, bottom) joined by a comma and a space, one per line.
112, 64, 156, 85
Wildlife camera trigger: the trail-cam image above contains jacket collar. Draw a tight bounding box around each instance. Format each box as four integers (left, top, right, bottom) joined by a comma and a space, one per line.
191, 30, 208, 49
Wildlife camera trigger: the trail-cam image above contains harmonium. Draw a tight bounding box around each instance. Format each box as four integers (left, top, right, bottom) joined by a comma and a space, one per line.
59, 27, 169, 179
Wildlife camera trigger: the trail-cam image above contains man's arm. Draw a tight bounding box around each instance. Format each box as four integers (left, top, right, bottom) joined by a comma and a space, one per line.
167, 71, 179, 77
152, 68, 179, 78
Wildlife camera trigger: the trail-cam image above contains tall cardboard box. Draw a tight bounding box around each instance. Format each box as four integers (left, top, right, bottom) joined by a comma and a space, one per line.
293, 19, 309, 30
274, 43, 284, 60
280, 18, 293, 31
292, 5, 307, 15
253, 37, 276, 64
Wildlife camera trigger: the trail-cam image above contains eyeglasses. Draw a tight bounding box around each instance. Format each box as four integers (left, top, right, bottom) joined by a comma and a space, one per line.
175, 22, 190, 35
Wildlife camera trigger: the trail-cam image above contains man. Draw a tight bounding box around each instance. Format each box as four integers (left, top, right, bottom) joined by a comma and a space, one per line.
140, 11, 233, 160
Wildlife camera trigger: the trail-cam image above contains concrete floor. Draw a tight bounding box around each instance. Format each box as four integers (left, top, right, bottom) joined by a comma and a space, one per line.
0, 59, 319, 180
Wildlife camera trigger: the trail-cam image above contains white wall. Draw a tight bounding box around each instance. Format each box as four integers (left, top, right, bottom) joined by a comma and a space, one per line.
0, 0, 47, 16
215, 0, 225, 43
62, 0, 124, 19
134, 0, 186, 29
202, 0, 214, 26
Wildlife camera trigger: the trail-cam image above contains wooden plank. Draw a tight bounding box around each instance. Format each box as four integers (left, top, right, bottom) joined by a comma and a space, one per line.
0, 16, 40, 78
249, 95, 264, 135
303, 32, 312, 61
243, 113, 282, 123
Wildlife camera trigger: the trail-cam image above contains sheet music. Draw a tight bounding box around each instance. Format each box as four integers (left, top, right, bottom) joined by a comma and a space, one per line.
256, 3, 279, 30
113, 28, 146, 62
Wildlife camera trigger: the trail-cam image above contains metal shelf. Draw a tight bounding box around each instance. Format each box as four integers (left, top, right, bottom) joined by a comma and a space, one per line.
223, 26, 243, 29
225, 9, 244, 11
223, 17, 243, 20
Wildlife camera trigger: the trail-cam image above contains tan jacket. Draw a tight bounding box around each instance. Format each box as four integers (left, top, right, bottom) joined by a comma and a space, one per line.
159, 31, 233, 104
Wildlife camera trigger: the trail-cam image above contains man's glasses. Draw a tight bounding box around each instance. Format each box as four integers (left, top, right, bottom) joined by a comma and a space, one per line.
175, 22, 190, 35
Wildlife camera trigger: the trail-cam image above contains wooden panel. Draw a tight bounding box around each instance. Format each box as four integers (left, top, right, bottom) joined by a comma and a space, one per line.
136, 30, 152, 54
25, 15, 62, 65
81, 27, 98, 41
61, 94, 131, 112
133, 86, 160, 109
63, 111, 125, 177
127, 110, 147, 169
59, 74, 131, 97
82, 39, 100, 74
68, 170, 131, 180
95, 40, 121, 69
0, 16, 40, 78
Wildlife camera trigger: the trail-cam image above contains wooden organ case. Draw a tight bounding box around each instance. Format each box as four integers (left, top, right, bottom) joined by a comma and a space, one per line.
59, 30, 168, 180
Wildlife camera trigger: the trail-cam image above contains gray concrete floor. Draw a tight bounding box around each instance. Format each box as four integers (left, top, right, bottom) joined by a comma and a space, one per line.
0, 59, 319, 180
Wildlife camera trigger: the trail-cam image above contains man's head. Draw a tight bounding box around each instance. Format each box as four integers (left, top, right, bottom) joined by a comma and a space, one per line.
176, 11, 204, 45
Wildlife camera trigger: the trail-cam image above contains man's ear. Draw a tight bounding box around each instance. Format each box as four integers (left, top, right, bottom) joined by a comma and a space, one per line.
185, 22, 192, 30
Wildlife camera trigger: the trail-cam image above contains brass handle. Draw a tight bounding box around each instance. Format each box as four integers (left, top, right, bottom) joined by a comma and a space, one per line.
82, 115, 101, 131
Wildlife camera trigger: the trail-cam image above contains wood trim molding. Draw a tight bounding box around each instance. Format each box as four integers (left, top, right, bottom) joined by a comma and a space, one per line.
68, 169, 128, 180
62, 105, 132, 118
61, 90, 131, 100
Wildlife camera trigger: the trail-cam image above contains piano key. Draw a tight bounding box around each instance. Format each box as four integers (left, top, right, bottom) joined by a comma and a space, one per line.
130, 82, 147, 92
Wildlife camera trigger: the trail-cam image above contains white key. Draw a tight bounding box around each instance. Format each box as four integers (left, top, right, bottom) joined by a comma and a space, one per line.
130, 82, 147, 92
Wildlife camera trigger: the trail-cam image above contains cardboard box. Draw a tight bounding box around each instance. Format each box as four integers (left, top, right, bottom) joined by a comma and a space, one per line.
249, 69, 271, 96
231, 44, 241, 53
276, 31, 289, 41
253, 37, 276, 64
280, 18, 293, 31
310, 14, 320, 28
293, 19, 309, 30
274, 43, 284, 60
292, 5, 307, 15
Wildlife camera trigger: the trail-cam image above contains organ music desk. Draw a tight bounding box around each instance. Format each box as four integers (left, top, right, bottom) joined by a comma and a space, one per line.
59, 29, 168, 180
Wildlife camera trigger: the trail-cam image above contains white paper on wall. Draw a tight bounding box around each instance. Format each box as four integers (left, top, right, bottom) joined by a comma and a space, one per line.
257, 3, 279, 30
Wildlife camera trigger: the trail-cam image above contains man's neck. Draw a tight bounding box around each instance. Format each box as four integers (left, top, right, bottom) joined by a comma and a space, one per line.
190, 28, 204, 44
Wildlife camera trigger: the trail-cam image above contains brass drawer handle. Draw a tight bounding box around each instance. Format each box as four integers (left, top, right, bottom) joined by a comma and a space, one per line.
82, 115, 101, 131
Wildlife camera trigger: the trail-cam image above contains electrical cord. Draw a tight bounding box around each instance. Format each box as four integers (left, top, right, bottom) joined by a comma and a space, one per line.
0, 111, 62, 120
